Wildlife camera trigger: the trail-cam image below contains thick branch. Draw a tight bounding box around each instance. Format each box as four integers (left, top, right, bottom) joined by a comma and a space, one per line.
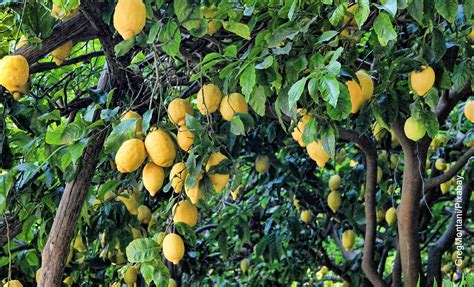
424, 147, 474, 190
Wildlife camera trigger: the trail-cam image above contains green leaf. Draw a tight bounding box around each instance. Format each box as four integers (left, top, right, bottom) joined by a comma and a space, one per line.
159, 21, 181, 57
424, 88, 439, 109
68, 139, 88, 164
126, 238, 160, 263
452, 62, 471, 92
174, 0, 193, 22
115, 39, 135, 58
321, 125, 336, 157
288, 77, 308, 109
249, 85, 267, 116
175, 222, 197, 247
318, 75, 339, 107
140, 260, 170, 286
318, 31, 338, 43
255, 56, 274, 70
408, 0, 425, 25
147, 22, 161, 44
0, 173, 14, 214
217, 233, 229, 259
302, 118, 317, 145
326, 83, 351, 120
240, 65, 256, 98
45, 122, 66, 145
223, 21, 251, 40
329, 3, 348, 26
103, 120, 137, 153
431, 28, 447, 62
435, 0, 458, 23
378, 0, 398, 17
355, 0, 370, 28
420, 110, 439, 138
373, 12, 397, 46
230, 115, 245, 135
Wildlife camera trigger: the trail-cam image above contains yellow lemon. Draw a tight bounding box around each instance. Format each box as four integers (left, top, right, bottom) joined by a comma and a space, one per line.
173, 200, 198, 227
17, 35, 27, 48
116, 190, 140, 215
137, 205, 152, 224
306, 141, 330, 168
168, 278, 177, 287
300, 210, 312, 223
346, 79, 365, 113
329, 174, 341, 190
464, 100, 474, 123
255, 155, 270, 174
385, 207, 397, 225
113, 0, 146, 40
376, 208, 385, 223
327, 190, 341, 213
176, 126, 194, 152
440, 182, 450, 194
170, 162, 188, 193
185, 174, 202, 204
219, 92, 249, 121
121, 111, 143, 134
206, 152, 230, 192
115, 139, 147, 173
377, 166, 383, 183
3, 281, 23, 287
404, 117, 426, 141
355, 70, 374, 101
342, 230, 355, 251
435, 158, 446, 171
168, 98, 194, 126
145, 129, 176, 167
0, 55, 29, 98
163, 233, 185, 264
131, 227, 142, 239
208, 20, 222, 35
36, 269, 41, 283
293, 197, 301, 210
469, 26, 474, 41
142, 162, 165, 196
51, 40, 73, 66
240, 258, 250, 273
291, 114, 312, 147
124, 265, 138, 286
410, 66, 435, 96
196, 84, 223, 115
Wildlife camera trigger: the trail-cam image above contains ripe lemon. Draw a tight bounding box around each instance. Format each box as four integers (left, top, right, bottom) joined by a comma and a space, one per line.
163, 233, 185, 264
121, 111, 143, 134
343, 4, 358, 25
327, 190, 341, 213
196, 84, 223, 115
464, 100, 474, 123
168, 278, 177, 287
440, 182, 450, 194
355, 70, 374, 101
404, 117, 426, 141
291, 114, 312, 147
385, 207, 397, 225
240, 258, 250, 273
206, 152, 230, 192
173, 200, 198, 227
116, 190, 140, 215
300, 210, 312, 223
3, 281, 23, 287
306, 141, 330, 168
435, 158, 446, 171
255, 155, 270, 174
115, 139, 147, 173
372, 122, 386, 142
113, 0, 146, 40
219, 92, 249, 121
176, 126, 194, 152
145, 129, 176, 167
124, 265, 138, 286
342, 230, 355, 251
170, 162, 188, 193
142, 162, 165, 196
410, 66, 435, 96
208, 20, 222, 35
168, 98, 194, 126
137, 205, 152, 224
185, 174, 203, 204
51, 41, 73, 66
329, 174, 341, 190
0, 55, 30, 98
346, 79, 364, 113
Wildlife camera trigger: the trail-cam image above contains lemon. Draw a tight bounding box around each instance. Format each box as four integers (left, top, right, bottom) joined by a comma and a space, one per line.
124, 265, 138, 286
116, 190, 140, 215
342, 230, 355, 251
170, 162, 188, 193
291, 114, 312, 147
163, 233, 185, 264
51, 40, 73, 66
145, 129, 176, 167
327, 190, 341, 213
329, 174, 341, 190
168, 278, 177, 287
346, 80, 364, 113
168, 98, 194, 126
469, 26, 474, 41
173, 200, 198, 227
336, 148, 346, 164
410, 66, 435, 96
355, 70, 374, 101
208, 20, 222, 35
17, 35, 27, 48
387, 184, 395, 194
377, 166, 383, 183
372, 122, 386, 142
185, 174, 203, 204
115, 139, 146, 173
435, 158, 446, 171
131, 227, 142, 239
440, 182, 450, 194
113, 0, 146, 40
196, 84, 223, 115
51, 4, 78, 20
121, 111, 143, 134
240, 258, 250, 273
255, 155, 270, 174
0, 55, 30, 98
176, 126, 194, 152
219, 92, 249, 121
293, 197, 301, 210
3, 281, 23, 287
137, 205, 152, 224
343, 4, 358, 25
464, 100, 474, 123
63, 276, 73, 286
404, 117, 426, 141
206, 152, 230, 192
306, 141, 330, 168
36, 268, 41, 283
390, 154, 399, 170
300, 210, 312, 223
142, 162, 165, 196
385, 207, 397, 225
376, 208, 385, 223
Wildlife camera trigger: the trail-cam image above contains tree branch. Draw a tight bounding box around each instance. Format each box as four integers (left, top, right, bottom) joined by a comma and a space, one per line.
30, 51, 104, 74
